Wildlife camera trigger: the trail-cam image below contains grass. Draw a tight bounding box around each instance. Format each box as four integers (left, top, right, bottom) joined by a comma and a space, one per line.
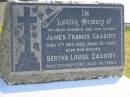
125, 27, 130, 32
124, 27, 130, 78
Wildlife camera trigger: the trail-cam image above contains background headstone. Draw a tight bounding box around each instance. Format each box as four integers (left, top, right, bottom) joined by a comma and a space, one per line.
0, 2, 124, 84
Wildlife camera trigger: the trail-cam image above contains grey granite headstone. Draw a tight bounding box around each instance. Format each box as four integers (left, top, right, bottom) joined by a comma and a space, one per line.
0, 2, 124, 84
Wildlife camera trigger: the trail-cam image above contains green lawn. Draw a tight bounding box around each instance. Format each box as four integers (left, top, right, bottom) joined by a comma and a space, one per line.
124, 27, 130, 78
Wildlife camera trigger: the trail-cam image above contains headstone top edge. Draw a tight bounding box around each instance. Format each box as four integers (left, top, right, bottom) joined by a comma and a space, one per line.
8, 2, 124, 7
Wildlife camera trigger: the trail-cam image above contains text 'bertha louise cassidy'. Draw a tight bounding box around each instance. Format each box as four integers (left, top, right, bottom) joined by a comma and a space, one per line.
47, 53, 116, 62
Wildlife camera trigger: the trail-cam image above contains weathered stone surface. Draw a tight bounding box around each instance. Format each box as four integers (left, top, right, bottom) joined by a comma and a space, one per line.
0, 2, 11, 78
0, 2, 124, 84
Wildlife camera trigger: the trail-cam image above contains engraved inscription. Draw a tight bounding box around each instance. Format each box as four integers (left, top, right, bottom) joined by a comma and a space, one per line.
11, 5, 123, 71
41, 7, 123, 70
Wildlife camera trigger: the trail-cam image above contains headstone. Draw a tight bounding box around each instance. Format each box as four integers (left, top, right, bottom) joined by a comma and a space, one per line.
0, 2, 124, 84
